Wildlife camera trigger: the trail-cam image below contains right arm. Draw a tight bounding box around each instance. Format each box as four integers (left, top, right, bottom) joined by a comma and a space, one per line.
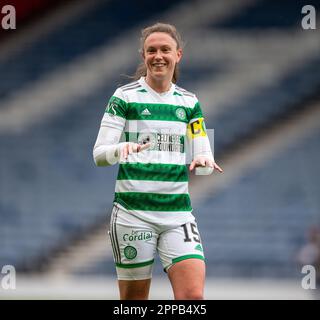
93, 90, 149, 166
93, 119, 150, 166
93, 113, 126, 166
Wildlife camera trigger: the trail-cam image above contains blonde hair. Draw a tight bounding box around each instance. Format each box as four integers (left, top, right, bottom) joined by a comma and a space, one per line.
133, 22, 184, 84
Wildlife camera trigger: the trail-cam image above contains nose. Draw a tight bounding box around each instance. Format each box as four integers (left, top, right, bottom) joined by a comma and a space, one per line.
154, 49, 162, 60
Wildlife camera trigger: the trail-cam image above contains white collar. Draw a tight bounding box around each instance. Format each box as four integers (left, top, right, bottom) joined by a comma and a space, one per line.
139, 77, 174, 97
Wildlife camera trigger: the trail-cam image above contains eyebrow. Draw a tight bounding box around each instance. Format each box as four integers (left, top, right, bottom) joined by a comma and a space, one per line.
146, 45, 172, 50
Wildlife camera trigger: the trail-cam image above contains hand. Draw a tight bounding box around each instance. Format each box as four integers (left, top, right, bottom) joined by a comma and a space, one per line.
121, 142, 151, 160
189, 156, 223, 173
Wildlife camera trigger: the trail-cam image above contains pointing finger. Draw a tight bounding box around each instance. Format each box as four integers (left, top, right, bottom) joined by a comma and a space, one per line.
214, 163, 223, 173
138, 142, 151, 152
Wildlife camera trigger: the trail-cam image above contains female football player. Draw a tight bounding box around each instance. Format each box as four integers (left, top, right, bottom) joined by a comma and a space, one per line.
93, 22, 223, 300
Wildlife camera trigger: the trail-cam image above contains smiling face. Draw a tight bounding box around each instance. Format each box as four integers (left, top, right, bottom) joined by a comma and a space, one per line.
143, 32, 182, 86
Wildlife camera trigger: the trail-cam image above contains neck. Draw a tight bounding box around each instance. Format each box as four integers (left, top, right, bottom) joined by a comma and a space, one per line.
145, 75, 172, 93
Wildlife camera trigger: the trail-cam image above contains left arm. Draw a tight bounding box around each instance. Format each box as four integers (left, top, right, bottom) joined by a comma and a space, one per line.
187, 117, 223, 173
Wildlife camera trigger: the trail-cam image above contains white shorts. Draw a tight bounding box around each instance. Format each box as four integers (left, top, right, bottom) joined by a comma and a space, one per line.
108, 204, 205, 280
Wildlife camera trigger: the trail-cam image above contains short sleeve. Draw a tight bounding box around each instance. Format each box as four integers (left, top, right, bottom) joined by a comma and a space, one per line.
105, 88, 128, 119
187, 100, 207, 139
189, 101, 203, 123
101, 88, 127, 131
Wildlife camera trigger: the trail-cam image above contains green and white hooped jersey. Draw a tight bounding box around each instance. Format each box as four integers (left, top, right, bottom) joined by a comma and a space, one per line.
103, 77, 206, 224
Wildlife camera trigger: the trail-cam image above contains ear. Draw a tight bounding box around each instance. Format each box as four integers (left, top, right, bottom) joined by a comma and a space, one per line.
176, 48, 183, 63
141, 50, 145, 61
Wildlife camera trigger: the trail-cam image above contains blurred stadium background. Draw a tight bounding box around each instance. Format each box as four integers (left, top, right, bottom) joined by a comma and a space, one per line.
0, 0, 319, 299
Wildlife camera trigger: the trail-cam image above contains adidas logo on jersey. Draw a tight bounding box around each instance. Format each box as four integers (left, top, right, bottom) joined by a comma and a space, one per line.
141, 108, 151, 115
194, 244, 203, 252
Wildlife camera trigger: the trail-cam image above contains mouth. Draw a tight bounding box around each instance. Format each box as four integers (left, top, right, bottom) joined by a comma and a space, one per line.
152, 62, 166, 68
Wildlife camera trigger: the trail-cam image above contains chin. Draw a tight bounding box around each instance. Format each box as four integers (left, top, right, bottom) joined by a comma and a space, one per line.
150, 73, 166, 80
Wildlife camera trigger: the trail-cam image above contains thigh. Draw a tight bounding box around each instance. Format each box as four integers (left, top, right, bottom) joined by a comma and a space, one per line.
168, 259, 205, 300
158, 220, 206, 299
108, 205, 158, 281
158, 220, 205, 272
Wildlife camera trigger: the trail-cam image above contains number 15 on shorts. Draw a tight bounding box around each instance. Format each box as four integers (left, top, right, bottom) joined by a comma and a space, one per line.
182, 222, 201, 243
